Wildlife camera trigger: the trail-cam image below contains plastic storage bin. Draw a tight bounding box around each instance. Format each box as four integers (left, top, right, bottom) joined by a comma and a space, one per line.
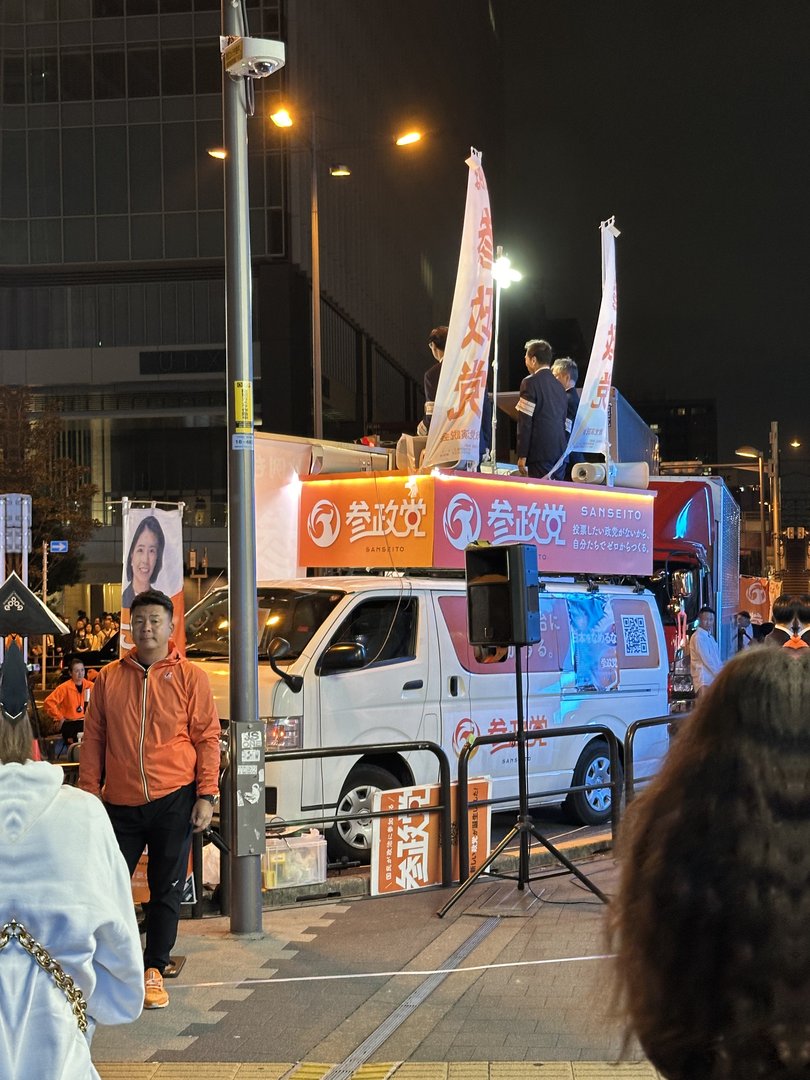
262, 831, 327, 890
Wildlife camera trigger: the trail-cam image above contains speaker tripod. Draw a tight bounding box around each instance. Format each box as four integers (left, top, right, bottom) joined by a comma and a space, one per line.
437, 645, 608, 918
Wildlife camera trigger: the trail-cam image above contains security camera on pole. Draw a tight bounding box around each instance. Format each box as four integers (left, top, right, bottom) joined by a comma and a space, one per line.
220, 8, 285, 935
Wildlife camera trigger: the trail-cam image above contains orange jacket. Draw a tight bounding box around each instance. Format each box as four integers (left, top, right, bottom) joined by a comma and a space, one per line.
43, 678, 94, 724
79, 645, 220, 806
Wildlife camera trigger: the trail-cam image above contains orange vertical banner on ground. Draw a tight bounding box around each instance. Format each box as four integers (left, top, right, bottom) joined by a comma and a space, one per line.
120, 502, 186, 655
739, 576, 770, 625
370, 778, 492, 895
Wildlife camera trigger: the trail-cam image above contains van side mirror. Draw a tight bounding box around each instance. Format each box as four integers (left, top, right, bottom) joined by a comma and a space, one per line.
266, 636, 303, 693
319, 642, 367, 674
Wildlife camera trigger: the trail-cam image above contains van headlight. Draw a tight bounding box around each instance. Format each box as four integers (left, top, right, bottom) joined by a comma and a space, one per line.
263, 716, 302, 749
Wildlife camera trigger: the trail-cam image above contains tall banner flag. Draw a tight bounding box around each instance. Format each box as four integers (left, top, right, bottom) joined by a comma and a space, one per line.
120, 501, 186, 655
546, 219, 619, 477
423, 149, 493, 469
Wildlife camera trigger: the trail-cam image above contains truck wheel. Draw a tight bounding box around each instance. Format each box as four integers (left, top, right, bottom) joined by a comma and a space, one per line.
562, 740, 622, 826
328, 764, 400, 864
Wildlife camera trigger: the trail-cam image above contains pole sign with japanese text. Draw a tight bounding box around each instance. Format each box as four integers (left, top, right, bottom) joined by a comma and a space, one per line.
423, 149, 493, 468
299, 471, 655, 576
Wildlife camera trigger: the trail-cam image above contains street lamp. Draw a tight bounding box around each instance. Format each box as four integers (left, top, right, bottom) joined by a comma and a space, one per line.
488, 248, 522, 468
270, 107, 424, 438
736, 445, 767, 575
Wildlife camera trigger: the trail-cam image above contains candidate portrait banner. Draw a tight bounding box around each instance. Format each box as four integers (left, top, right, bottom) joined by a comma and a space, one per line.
547, 219, 619, 478
422, 148, 493, 469
120, 501, 186, 655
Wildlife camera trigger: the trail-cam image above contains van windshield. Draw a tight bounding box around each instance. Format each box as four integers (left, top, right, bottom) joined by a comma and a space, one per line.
185, 587, 345, 659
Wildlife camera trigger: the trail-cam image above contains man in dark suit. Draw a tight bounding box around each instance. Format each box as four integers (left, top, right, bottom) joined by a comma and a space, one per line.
516, 339, 568, 479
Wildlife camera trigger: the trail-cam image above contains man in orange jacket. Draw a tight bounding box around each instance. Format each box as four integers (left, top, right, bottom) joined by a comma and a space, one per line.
79, 589, 220, 1010
42, 655, 94, 753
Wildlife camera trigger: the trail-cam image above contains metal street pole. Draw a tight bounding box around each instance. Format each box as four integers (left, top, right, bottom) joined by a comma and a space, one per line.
310, 112, 323, 438
221, 2, 270, 935
41, 541, 48, 691
756, 454, 767, 576
489, 247, 503, 469
770, 420, 782, 572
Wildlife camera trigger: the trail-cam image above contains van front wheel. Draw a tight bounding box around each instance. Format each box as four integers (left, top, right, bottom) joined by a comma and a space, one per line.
562, 740, 622, 826
328, 764, 400, 864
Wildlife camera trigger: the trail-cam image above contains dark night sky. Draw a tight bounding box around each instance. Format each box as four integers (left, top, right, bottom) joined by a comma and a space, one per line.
496, 2, 809, 473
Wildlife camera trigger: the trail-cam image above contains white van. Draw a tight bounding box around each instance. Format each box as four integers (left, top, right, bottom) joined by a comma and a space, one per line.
186, 576, 670, 861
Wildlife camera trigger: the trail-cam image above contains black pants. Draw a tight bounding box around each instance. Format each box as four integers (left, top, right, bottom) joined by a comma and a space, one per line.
106, 782, 195, 973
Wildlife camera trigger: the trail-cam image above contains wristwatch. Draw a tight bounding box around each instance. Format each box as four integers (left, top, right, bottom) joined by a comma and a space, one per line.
199, 794, 219, 806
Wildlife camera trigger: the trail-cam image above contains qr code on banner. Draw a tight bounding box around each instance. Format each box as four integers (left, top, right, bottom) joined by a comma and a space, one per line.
621, 614, 649, 657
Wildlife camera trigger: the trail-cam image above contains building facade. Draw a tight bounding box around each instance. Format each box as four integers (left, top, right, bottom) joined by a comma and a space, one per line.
0, 0, 502, 590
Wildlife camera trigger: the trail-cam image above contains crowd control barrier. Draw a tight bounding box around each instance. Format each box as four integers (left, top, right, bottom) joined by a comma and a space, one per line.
455, 725, 622, 884
258, 740, 454, 887
623, 713, 689, 805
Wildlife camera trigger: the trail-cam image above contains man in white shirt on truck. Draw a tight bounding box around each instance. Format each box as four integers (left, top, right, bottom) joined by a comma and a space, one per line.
689, 606, 723, 693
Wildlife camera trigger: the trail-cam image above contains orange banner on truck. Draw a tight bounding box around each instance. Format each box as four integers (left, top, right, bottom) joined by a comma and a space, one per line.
299, 471, 655, 575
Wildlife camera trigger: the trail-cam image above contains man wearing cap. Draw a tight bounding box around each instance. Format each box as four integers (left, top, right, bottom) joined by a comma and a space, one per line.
80, 588, 220, 1010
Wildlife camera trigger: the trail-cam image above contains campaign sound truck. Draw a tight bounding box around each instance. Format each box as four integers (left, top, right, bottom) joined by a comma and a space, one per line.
185, 440, 707, 863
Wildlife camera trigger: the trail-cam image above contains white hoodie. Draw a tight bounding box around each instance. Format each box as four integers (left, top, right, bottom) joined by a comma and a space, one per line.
0, 760, 143, 1079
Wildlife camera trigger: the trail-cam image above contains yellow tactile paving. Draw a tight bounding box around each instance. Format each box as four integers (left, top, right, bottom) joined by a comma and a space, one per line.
286, 1064, 334, 1080
354, 1065, 398, 1080
490, 1066, 573, 1080
447, 1065, 487, 1080
573, 1066, 658, 1078
96, 1067, 161, 1080
232, 1068, 297, 1080
96, 1065, 661, 1080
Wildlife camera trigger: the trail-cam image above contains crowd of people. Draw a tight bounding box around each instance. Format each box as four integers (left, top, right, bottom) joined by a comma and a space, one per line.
688, 594, 810, 695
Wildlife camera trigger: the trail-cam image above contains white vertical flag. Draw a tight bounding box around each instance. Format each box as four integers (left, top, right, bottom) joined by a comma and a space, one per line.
423, 149, 494, 469
549, 220, 619, 476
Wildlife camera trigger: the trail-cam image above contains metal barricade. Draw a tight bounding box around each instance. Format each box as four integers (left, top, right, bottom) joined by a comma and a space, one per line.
261, 740, 454, 887
456, 725, 622, 883
624, 712, 690, 805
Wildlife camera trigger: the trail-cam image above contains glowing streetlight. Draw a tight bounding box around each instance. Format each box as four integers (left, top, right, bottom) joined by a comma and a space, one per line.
488, 248, 523, 468
270, 107, 293, 128
270, 108, 426, 437
790, 438, 801, 449
207, 147, 227, 159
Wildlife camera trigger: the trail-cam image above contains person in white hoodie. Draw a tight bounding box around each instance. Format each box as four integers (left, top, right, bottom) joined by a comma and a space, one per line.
0, 643, 143, 1080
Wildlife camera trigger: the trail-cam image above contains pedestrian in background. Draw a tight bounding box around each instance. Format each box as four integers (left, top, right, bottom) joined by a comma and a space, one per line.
79, 588, 220, 1010
688, 605, 722, 692
0, 642, 143, 1079
735, 610, 753, 651
611, 647, 810, 1080
43, 656, 93, 753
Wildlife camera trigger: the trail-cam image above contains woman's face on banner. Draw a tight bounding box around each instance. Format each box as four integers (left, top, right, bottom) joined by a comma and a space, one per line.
132, 527, 160, 590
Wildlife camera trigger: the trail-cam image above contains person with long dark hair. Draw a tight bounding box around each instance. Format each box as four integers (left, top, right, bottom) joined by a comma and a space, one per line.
611, 646, 810, 1079
122, 515, 165, 610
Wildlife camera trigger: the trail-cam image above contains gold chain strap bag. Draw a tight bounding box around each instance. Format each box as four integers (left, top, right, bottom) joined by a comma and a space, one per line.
0, 919, 88, 1033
